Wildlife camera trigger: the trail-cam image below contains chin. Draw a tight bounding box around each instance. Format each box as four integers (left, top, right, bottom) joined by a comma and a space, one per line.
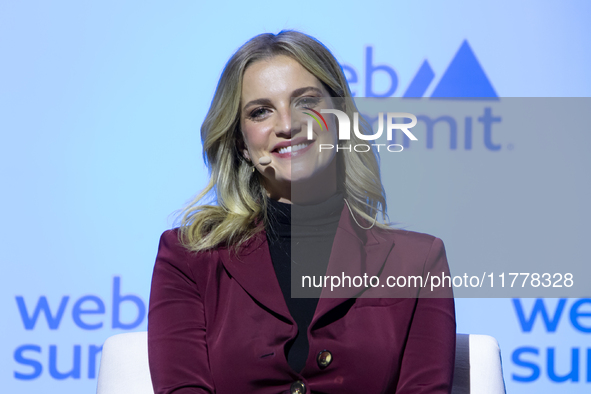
292, 160, 330, 178
290, 173, 326, 187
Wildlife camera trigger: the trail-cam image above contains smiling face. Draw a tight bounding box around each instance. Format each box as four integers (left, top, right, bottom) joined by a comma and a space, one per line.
240, 55, 338, 204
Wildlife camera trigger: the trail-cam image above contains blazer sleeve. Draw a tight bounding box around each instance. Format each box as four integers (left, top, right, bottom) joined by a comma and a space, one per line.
147, 230, 216, 394
395, 237, 456, 393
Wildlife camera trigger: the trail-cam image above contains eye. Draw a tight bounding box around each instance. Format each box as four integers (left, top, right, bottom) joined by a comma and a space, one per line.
297, 96, 322, 108
248, 107, 270, 120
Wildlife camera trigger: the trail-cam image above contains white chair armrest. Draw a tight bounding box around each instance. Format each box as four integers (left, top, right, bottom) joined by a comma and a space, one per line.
96, 332, 154, 394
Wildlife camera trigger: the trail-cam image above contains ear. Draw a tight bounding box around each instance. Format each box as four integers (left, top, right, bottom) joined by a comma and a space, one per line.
243, 147, 251, 161
237, 132, 251, 161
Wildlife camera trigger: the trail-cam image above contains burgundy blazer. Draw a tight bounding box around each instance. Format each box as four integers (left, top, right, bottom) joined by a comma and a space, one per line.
148, 204, 456, 394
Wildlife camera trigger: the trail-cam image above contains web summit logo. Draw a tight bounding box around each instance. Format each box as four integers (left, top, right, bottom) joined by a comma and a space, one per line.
402, 40, 498, 99
343, 40, 505, 152
344, 40, 498, 99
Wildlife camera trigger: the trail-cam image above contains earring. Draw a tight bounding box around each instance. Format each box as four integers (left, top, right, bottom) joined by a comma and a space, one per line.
252, 167, 255, 173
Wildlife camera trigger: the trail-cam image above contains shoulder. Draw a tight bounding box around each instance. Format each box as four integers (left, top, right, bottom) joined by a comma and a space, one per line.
154, 228, 221, 284
157, 227, 219, 258
372, 227, 448, 269
373, 226, 443, 250
156, 228, 191, 264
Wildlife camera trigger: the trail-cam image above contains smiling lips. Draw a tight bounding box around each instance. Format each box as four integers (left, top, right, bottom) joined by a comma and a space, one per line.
272, 140, 315, 159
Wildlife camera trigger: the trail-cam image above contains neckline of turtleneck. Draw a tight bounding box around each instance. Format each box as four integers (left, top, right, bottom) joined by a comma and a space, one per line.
266, 192, 345, 227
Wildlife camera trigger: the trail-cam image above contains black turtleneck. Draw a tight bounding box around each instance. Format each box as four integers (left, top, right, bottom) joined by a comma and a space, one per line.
265, 192, 345, 373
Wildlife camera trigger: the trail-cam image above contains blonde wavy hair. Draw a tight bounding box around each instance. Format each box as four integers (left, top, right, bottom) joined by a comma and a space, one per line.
176, 30, 391, 253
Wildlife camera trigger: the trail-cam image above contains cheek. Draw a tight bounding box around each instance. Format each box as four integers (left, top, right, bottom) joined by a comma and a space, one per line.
326, 118, 339, 143
242, 124, 268, 149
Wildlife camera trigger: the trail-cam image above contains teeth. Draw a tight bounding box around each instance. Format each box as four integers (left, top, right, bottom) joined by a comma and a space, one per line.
278, 142, 311, 154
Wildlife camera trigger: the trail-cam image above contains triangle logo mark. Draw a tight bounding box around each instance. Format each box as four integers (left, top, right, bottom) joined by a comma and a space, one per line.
431, 40, 498, 100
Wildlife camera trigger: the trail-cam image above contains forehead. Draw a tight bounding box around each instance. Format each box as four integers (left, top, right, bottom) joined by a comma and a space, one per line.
241, 55, 323, 101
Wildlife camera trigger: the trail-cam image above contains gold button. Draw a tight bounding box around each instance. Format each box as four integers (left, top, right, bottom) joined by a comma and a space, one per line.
317, 350, 332, 369
290, 380, 306, 394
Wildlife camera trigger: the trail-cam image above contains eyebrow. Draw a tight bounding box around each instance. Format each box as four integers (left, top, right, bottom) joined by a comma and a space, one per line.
242, 86, 325, 112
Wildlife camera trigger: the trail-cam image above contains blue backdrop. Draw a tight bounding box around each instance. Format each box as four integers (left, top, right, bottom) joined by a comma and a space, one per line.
1, 1, 590, 393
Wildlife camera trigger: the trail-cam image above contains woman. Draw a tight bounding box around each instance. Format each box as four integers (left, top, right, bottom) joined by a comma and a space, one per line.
148, 30, 455, 394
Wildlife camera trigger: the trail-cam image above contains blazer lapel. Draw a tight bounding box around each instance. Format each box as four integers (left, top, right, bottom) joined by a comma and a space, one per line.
218, 203, 395, 328
218, 230, 295, 324
310, 204, 395, 328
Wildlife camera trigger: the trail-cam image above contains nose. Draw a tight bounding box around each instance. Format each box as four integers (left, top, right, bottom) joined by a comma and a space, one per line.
274, 106, 293, 138
276, 104, 307, 139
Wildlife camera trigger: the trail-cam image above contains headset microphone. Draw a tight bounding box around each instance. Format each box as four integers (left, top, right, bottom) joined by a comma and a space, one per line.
251, 156, 272, 169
